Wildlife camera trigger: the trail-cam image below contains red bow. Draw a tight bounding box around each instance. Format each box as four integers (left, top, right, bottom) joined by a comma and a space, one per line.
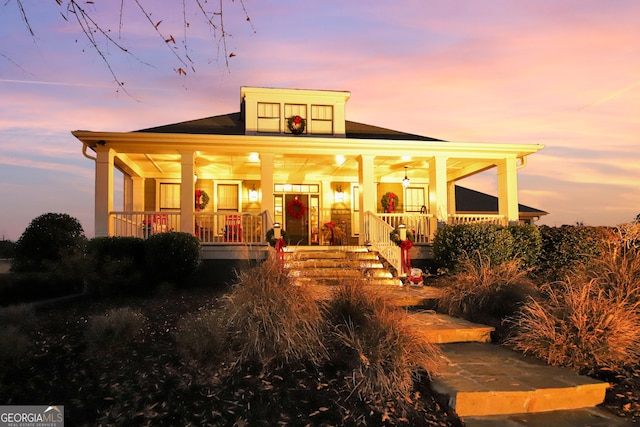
400, 239, 413, 273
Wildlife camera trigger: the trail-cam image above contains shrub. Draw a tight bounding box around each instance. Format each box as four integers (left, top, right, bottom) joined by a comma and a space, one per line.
437, 254, 537, 326
324, 279, 441, 401
0, 271, 84, 306
84, 307, 145, 352
507, 224, 542, 268
0, 239, 15, 258
144, 232, 202, 286
85, 237, 148, 296
174, 309, 225, 363
505, 278, 640, 374
432, 223, 515, 271
221, 255, 326, 367
11, 213, 86, 273
536, 225, 612, 281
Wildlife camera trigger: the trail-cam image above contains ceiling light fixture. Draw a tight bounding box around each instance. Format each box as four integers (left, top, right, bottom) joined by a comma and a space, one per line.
402, 166, 410, 188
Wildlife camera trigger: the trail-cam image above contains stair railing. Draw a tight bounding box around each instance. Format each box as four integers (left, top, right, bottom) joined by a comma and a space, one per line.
363, 211, 402, 275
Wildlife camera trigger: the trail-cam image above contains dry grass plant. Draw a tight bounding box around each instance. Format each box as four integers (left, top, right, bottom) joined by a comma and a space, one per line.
0, 304, 36, 373
437, 253, 536, 323
221, 254, 326, 367
585, 246, 640, 307
174, 308, 225, 363
325, 278, 441, 402
505, 277, 640, 373
84, 307, 145, 352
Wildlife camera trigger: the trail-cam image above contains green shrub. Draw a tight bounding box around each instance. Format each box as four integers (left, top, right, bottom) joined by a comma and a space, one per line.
507, 224, 542, 268
174, 309, 225, 362
0, 239, 15, 258
432, 223, 515, 271
437, 254, 537, 326
537, 225, 612, 281
221, 255, 326, 367
11, 213, 86, 273
144, 232, 202, 286
85, 237, 148, 296
505, 278, 640, 374
325, 279, 441, 401
84, 307, 145, 351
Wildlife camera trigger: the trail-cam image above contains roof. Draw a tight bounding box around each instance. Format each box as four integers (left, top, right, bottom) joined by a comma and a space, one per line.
135, 113, 443, 141
455, 186, 548, 216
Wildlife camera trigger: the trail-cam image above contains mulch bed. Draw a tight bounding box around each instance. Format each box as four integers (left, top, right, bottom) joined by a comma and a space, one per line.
1, 287, 464, 426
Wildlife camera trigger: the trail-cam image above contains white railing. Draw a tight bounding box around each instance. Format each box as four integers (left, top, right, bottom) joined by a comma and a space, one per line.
377, 213, 432, 244
448, 214, 505, 226
363, 211, 402, 275
110, 211, 268, 244
195, 211, 268, 244
111, 212, 181, 238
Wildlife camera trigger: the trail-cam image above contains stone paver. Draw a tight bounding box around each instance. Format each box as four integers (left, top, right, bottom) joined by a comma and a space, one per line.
431, 342, 610, 417
407, 312, 493, 343
463, 407, 633, 427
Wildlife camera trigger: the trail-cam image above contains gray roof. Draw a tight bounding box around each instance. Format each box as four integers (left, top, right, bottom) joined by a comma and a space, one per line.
135, 113, 443, 141
456, 186, 547, 215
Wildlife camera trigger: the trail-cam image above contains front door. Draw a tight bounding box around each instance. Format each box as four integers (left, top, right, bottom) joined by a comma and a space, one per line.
285, 194, 309, 245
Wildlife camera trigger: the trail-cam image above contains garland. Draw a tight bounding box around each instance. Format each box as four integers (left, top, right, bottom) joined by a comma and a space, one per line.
287, 115, 306, 134
287, 198, 307, 219
389, 228, 415, 246
381, 192, 398, 213
195, 189, 210, 210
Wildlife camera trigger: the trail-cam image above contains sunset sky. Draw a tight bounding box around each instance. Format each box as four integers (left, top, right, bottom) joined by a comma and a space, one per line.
1, 1, 639, 240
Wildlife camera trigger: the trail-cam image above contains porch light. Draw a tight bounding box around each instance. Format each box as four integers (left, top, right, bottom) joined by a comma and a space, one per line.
249, 185, 259, 202
398, 223, 407, 241
334, 185, 344, 203
194, 173, 198, 183
402, 166, 410, 188
273, 222, 281, 239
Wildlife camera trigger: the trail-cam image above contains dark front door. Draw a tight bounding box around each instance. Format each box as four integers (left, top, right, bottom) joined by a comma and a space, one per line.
285, 194, 309, 245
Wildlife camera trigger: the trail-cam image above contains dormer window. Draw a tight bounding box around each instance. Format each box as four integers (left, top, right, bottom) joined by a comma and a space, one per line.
257, 102, 280, 133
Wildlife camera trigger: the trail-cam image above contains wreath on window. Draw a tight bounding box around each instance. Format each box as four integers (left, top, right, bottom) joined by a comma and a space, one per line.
381, 192, 398, 213
195, 189, 210, 210
287, 198, 307, 219
287, 115, 306, 135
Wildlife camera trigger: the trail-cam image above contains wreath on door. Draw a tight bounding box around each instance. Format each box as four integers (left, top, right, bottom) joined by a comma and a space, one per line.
287, 198, 307, 219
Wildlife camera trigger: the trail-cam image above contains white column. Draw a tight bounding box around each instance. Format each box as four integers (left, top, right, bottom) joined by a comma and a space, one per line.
180, 151, 196, 234
321, 180, 332, 224
95, 148, 115, 237
428, 156, 448, 239
260, 153, 275, 225
357, 154, 376, 245
498, 157, 520, 225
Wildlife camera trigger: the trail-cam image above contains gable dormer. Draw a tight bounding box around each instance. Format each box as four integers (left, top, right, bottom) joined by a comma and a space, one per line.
240, 87, 350, 137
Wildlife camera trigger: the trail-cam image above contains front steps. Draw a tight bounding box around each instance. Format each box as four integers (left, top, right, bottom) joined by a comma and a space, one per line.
283, 247, 615, 423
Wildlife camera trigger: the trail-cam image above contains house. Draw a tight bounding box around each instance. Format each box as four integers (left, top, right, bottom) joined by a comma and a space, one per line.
72, 86, 545, 269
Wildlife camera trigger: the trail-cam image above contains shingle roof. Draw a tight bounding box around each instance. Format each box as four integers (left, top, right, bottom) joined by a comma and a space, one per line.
455, 186, 547, 215
135, 113, 443, 141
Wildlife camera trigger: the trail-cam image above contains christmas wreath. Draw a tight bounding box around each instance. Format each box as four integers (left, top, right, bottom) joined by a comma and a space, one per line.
287, 115, 306, 134
287, 198, 307, 219
390, 228, 415, 246
381, 192, 398, 213
195, 189, 210, 210
266, 227, 288, 247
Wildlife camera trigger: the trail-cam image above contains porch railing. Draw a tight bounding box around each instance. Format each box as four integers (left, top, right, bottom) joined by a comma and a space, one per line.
110, 211, 268, 244
448, 214, 505, 226
111, 211, 181, 238
377, 213, 432, 244
363, 211, 402, 275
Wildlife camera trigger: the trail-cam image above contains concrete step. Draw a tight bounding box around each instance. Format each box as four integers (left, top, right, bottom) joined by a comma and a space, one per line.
288, 268, 392, 278
406, 312, 494, 344
431, 342, 610, 417
284, 259, 385, 269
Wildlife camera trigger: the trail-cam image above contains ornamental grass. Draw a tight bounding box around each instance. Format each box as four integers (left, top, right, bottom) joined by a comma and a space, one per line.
505, 277, 640, 374
221, 254, 326, 368
437, 253, 537, 325
84, 307, 146, 352
324, 278, 441, 402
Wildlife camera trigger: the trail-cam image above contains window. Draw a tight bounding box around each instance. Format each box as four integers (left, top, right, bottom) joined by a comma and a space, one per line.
284, 104, 307, 134
159, 183, 180, 211
404, 187, 426, 212
311, 105, 333, 134
217, 184, 239, 211
257, 102, 280, 133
